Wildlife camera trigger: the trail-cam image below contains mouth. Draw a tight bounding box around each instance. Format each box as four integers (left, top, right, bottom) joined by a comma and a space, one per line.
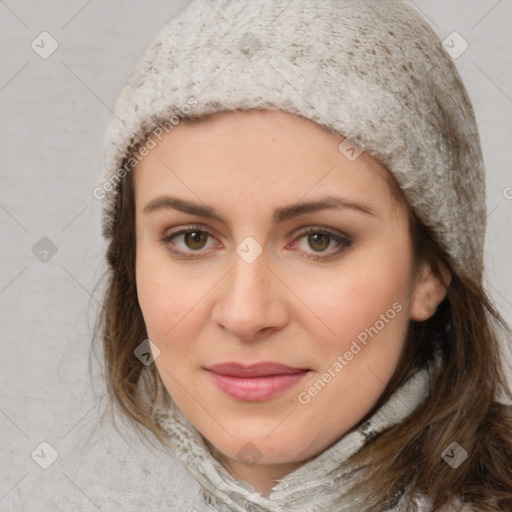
204, 361, 311, 401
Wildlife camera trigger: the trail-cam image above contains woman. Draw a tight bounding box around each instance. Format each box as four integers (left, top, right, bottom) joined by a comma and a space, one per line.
94, 1, 512, 510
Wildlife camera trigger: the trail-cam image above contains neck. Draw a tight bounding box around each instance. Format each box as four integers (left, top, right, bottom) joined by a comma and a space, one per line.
204, 438, 313, 495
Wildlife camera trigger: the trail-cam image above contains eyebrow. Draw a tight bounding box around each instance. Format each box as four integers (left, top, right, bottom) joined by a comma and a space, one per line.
142, 194, 379, 224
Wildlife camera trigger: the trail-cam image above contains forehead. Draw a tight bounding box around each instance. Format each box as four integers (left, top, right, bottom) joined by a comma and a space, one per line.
132, 109, 400, 220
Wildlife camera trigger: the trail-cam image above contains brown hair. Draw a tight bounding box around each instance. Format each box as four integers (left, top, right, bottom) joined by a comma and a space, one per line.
92, 150, 512, 512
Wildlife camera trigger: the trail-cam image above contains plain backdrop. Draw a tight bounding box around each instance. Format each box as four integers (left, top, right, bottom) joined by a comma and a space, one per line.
1, 0, 511, 510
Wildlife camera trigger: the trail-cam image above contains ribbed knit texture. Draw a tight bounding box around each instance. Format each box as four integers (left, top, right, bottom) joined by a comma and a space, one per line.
101, 0, 486, 282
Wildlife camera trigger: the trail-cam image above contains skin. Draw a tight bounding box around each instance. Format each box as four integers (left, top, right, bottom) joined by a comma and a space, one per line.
133, 108, 451, 495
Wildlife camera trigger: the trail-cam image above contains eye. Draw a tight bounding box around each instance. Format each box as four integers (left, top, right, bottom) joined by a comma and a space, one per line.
160, 224, 217, 259
289, 226, 352, 261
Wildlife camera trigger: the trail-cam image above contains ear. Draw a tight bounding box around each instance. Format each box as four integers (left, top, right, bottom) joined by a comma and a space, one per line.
410, 260, 452, 322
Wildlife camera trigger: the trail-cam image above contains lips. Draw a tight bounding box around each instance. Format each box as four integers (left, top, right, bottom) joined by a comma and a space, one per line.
204, 361, 311, 401
206, 361, 310, 377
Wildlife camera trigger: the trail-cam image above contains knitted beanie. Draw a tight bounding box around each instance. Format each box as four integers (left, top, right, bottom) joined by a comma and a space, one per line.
100, 0, 487, 282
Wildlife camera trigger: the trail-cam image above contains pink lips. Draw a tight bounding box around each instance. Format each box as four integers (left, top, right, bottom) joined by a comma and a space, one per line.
205, 362, 311, 401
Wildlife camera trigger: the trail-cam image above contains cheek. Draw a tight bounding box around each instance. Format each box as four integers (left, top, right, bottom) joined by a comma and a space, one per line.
296, 248, 413, 431
135, 247, 196, 342
313, 251, 411, 337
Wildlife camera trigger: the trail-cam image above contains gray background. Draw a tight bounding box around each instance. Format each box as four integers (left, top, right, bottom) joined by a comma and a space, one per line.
1, 0, 511, 510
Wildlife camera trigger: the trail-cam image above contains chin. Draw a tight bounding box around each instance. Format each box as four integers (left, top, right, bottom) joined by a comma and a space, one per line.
205, 428, 319, 467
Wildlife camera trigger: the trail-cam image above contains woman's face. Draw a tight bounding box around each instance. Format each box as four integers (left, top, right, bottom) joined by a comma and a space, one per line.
133, 109, 445, 493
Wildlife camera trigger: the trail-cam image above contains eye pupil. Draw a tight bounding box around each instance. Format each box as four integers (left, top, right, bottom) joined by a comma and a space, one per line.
185, 231, 207, 249
308, 233, 330, 251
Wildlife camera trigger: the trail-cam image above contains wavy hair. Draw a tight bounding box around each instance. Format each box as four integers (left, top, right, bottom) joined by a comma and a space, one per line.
91, 145, 512, 512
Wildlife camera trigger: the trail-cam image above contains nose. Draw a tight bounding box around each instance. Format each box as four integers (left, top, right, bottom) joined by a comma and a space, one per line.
211, 250, 289, 341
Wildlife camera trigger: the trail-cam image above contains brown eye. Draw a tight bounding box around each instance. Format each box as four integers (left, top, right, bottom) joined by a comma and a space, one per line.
160, 224, 217, 259
184, 230, 209, 250
307, 233, 331, 252
291, 227, 352, 261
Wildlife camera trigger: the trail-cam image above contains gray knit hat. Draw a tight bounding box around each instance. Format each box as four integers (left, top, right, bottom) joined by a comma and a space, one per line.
100, 0, 486, 282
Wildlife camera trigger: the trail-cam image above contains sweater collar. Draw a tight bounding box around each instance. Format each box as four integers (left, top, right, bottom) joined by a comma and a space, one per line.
152, 356, 438, 512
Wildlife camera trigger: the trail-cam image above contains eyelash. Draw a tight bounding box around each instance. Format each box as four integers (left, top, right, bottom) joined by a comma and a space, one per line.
160, 224, 352, 261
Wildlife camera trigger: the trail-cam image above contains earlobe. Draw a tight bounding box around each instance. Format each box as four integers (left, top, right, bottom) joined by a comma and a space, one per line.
410, 261, 451, 322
